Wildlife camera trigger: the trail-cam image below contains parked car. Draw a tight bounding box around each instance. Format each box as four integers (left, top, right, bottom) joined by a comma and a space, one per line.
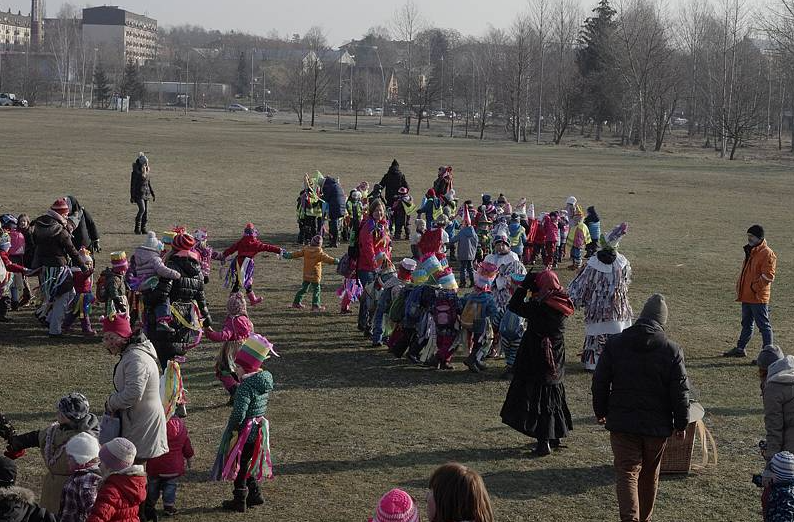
227, 103, 249, 112
254, 105, 278, 114
364, 108, 374, 116
0, 93, 28, 107
374, 107, 383, 115
672, 117, 688, 126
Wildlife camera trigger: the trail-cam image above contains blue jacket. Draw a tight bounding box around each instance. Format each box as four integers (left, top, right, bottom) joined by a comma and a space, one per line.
322, 177, 346, 220
449, 227, 479, 261
458, 290, 498, 335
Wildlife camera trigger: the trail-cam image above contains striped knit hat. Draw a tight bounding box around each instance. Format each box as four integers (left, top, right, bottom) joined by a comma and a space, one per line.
473, 261, 499, 291
370, 489, 419, 522
99, 438, 136, 472
172, 233, 196, 251
50, 198, 70, 216
771, 451, 794, 483
234, 334, 279, 374
110, 251, 128, 273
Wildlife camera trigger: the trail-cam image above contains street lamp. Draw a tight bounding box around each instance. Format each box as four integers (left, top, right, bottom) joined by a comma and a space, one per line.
337, 50, 355, 130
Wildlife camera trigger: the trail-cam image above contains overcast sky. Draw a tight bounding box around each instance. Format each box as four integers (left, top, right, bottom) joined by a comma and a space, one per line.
4, 0, 532, 45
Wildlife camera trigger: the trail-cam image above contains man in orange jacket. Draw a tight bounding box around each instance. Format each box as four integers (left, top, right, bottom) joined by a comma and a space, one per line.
724, 225, 777, 361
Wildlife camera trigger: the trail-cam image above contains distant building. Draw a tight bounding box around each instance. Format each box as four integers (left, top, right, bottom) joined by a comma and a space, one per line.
82, 6, 157, 65
0, 8, 31, 52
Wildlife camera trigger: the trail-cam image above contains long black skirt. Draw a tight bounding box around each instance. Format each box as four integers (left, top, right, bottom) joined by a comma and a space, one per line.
500, 376, 573, 440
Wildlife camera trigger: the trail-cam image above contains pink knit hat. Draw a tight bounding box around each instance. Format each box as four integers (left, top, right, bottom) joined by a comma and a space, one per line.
99, 437, 136, 472
101, 314, 132, 338
370, 489, 420, 522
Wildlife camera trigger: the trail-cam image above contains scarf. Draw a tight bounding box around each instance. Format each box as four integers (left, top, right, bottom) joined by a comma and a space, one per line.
533, 270, 574, 317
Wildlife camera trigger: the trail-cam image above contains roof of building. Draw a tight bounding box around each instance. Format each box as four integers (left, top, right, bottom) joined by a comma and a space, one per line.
0, 9, 31, 27
82, 6, 156, 30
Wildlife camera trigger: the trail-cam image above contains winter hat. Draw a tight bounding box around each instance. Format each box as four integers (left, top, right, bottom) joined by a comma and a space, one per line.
434, 215, 449, 228
481, 194, 492, 206
398, 258, 417, 282
51, 198, 70, 216
493, 232, 510, 247
138, 152, 148, 165
566, 196, 577, 206
161, 231, 177, 246
639, 294, 668, 326
99, 438, 136, 472
474, 261, 499, 290
310, 235, 323, 247
172, 233, 196, 252
227, 292, 247, 317
101, 314, 133, 338
600, 222, 629, 252
370, 489, 419, 522
390, 159, 399, 168
510, 272, 526, 290
78, 247, 93, 267
0, 456, 16, 488
193, 228, 208, 242
244, 223, 259, 237
57, 392, 90, 422
0, 214, 17, 229
141, 231, 162, 252
0, 233, 9, 252
110, 251, 128, 273
758, 344, 785, 371
771, 451, 794, 483
398, 187, 409, 196
426, 188, 437, 199
235, 334, 279, 374
747, 225, 765, 240
66, 432, 100, 465
351, 190, 362, 201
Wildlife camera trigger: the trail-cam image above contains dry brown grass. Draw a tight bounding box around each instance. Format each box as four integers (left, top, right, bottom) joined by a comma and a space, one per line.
1, 107, 792, 521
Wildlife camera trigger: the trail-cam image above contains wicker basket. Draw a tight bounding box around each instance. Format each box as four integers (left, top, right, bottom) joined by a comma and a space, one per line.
660, 419, 717, 474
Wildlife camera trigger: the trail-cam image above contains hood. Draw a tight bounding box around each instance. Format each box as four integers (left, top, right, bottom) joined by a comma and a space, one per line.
133, 246, 159, 262
170, 254, 201, 277
0, 486, 36, 505
165, 417, 184, 442
304, 246, 323, 256
126, 336, 159, 360
65, 195, 83, 214
103, 472, 146, 505
625, 319, 666, 351
53, 413, 100, 447
768, 355, 794, 384
0, 486, 37, 522
32, 215, 65, 241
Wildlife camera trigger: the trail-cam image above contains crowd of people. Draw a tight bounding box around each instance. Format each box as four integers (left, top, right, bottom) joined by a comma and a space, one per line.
0, 154, 788, 522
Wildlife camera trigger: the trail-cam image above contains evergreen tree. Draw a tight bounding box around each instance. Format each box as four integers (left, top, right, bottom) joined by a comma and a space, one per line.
235, 51, 247, 95
576, 0, 617, 140
93, 64, 110, 108
120, 60, 145, 107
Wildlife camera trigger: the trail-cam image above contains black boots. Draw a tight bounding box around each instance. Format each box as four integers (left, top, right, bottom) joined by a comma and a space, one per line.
534, 439, 551, 457
246, 478, 264, 507
222, 488, 248, 513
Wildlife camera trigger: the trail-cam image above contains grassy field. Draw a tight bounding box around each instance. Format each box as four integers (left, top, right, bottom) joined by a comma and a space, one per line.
1, 108, 793, 521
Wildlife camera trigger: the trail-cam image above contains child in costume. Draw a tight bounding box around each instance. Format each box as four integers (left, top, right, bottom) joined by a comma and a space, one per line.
145, 411, 194, 517
62, 248, 96, 336
207, 292, 255, 400
59, 432, 102, 522
296, 171, 325, 245
97, 252, 129, 319
336, 254, 361, 315
566, 207, 592, 270
371, 258, 416, 347
528, 213, 547, 265
1, 214, 25, 309
391, 187, 414, 240
556, 210, 569, 265
475, 214, 493, 263
212, 335, 277, 513
460, 262, 500, 374
0, 231, 26, 322
343, 190, 364, 242
449, 206, 478, 288
508, 213, 527, 258
542, 212, 560, 268
129, 232, 181, 333
7, 393, 99, 513
14, 213, 34, 307
284, 235, 338, 312
222, 223, 283, 306
410, 219, 426, 259
369, 260, 397, 347
420, 189, 443, 224
193, 228, 222, 284
499, 273, 528, 378
496, 194, 512, 217
485, 232, 527, 313
584, 206, 601, 258
86, 438, 146, 522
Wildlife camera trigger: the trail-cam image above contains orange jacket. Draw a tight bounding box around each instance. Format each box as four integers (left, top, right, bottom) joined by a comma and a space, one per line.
289, 246, 337, 283
736, 240, 776, 304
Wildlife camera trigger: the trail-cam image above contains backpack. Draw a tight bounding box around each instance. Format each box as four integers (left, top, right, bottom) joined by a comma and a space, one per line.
336, 254, 352, 277
433, 290, 458, 331
460, 298, 483, 331
95, 267, 112, 303
403, 286, 434, 330
499, 309, 526, 341
388, 284, 413, 323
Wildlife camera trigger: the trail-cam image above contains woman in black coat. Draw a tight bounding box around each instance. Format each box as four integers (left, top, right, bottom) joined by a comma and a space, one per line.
500, 269, 575, 456
130, 153, 155, 234
64, 195, 100, 253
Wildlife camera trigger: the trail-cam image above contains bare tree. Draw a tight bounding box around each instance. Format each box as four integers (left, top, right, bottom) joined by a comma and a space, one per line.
507, 14, 534, 142
303, 26, 331, 127
530, 0, 550, 143
392, 0, 423, 133
547, 0, 582, 144
677, 0, 711, 142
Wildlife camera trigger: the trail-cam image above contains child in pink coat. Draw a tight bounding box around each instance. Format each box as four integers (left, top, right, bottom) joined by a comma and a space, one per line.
542, 212, 560, 268
206, 292, 254, 400
145, 413, 194, 517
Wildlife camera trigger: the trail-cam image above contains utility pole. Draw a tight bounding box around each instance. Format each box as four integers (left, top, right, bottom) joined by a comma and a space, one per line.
373, 46, 385, 126
337, 52, 342, 130
90, 47, 98, 108
440, 55, 444, 111
184, 52, 189, 115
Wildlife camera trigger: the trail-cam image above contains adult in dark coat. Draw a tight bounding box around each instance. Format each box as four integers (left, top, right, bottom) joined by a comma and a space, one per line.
145, 233, 211, 368
31, 199, 88, 337
130, 153, 156, 235
379, 159, 409, 205
322, 177, 346, 248
500, 269, 575, 457
0, 457, 58, 522
64, 195, 100, 253
592, 294, 689, 522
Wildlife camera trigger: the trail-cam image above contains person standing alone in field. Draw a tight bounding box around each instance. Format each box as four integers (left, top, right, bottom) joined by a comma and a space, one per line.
130, 153, 155, 235
724, 225, 777, 361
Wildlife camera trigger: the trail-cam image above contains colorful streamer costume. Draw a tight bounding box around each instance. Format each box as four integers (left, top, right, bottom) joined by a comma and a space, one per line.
222, 224, 282, 306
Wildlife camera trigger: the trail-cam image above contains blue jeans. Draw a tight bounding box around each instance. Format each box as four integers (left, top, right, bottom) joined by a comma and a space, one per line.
357, 270, 375, 331
737, 303, 773, 351
371, 291, 389, 344
147, 477, 178, 507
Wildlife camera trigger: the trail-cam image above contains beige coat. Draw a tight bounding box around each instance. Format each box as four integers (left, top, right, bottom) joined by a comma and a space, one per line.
107, 335, 168, 460
763, 355, 794, 460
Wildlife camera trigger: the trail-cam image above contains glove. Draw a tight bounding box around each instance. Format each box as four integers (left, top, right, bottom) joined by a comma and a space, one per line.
151, 193, 156, 202
91, 240, 101, 253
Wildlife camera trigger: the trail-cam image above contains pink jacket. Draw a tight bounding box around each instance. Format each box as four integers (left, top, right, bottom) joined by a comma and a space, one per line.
206, 315, 254, 343
8, 230, 24, 256
356, 218, 391, 272
145, 417, 194, 478
543, 215, 560, 243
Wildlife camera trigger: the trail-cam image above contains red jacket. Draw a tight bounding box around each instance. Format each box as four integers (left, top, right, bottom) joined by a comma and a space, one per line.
146, 417, 194, 478
356, 218, 390, 272
72, 268, 94, 293
222, 236, 281, 261
0, 251, 25, 273
86, 473, 147, 522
